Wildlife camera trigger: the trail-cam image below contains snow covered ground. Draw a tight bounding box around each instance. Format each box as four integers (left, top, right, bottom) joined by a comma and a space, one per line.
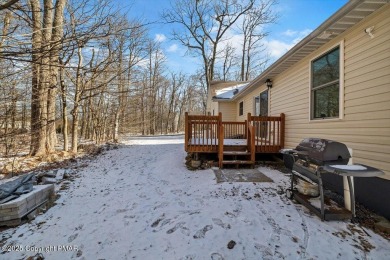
1, 135, 389, 259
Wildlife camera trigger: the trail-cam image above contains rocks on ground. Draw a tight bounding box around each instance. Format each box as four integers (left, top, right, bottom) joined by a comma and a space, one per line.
227, 240, 236, 249
185, 153, 215, 170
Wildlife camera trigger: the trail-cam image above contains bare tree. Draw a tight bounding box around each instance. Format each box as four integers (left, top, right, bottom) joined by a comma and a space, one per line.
239, 0, 276, 81
0, 0, 20, 10
0, 0, 210, 160
166, 72, 185, 133
220, 42, 237, 81
163, 0, 254, 90
29, 0, 67, 156
112, 18, 148, 142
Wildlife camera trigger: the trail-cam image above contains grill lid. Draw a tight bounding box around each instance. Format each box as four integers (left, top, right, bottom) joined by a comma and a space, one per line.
295, 138, 351, 165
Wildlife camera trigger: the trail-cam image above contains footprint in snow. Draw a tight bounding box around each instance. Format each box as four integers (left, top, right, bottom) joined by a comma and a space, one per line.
166, 222, 185, 234
179, 254, 196, 260
254, 243, 273, 260
154, 202, 169, 210
180, 226, 190, 236
212, 218, 231, 230
72, 243, 84, 258
151, 214, 165, 228
68, 233, 78, 242
75, 224, 84, 231
155, 187, 164, 196
171, 189, 183, 195
116, 209, 128, 214
211, 252, 224, 260
193, 225, 213, 239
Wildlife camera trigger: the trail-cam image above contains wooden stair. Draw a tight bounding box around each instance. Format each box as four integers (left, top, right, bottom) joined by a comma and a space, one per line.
222, 160, 254, 165
218, 122, 256, 169
220, 147, 254, 168
223, 151, 251, 156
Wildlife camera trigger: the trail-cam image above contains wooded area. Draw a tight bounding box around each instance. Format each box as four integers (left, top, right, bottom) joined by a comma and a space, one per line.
0, 0, 275, 158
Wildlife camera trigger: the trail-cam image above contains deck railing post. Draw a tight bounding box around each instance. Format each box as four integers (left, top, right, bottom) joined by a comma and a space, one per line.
185, 112, 188, 152
244, 120, 247, 139
280, 113, 285, 148
217, 112, 222, 137
218, 124, 224, 168
250, 125, 255, 164
247, 113, 251, 147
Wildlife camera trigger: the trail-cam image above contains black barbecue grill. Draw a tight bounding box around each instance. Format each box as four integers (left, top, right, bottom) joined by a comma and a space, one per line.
281, 138, 384, 221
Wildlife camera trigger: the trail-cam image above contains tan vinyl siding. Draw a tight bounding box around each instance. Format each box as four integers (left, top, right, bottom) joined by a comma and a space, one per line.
208, 5, 390, 179
237, 86, 268, 120
269, 5, 390, 179
209, 101, 219, 116
219, 103, 237, 121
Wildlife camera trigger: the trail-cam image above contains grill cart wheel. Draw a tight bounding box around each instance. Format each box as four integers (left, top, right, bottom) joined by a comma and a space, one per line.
286, 188, 293, 199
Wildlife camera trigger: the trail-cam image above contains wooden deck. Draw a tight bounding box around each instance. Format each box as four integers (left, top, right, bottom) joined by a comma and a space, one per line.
185, 112, 285, 168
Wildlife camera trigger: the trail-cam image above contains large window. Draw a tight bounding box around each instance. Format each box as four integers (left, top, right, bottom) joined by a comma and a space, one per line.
311, 47, 340, 119
239, 101, 243, 116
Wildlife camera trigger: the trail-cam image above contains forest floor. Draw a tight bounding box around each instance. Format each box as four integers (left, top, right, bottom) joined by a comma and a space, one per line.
0, 135, 389, 259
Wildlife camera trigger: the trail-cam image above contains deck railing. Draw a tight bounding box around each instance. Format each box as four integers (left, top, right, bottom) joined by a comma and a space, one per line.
248, 113, 285, 153
222, 121, 247, 139
185, 112, 221, 152
185, 112, 285, 154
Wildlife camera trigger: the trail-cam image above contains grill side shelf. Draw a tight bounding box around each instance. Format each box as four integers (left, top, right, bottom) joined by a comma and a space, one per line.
323, 164, 384, 177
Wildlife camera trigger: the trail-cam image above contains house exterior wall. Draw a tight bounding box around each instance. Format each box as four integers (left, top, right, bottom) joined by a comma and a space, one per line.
207, 5, 390, 179
219, 102, 237, 121
237, 85, 268, 120
209, 100, 219, 116
269, 5, 390, 180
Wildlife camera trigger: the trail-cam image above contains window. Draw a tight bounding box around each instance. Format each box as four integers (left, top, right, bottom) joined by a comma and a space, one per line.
239, 101, 243, 116
254, 90, 268, 116
311, 47, 340, 119
260, 90, 268, 116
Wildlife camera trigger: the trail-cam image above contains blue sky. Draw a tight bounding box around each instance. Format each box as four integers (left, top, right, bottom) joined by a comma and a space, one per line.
119, 0, 348, 75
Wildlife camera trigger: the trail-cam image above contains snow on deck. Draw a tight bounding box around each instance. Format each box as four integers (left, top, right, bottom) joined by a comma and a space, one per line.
1, 135, 389, 259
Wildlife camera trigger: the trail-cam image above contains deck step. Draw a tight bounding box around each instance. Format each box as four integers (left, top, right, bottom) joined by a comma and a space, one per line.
222, 160, 254, 165
223, 151, 250, 156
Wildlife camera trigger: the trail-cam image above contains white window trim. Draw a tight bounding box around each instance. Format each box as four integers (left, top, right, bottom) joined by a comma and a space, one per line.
253, 96, 259, 115
309, 40, 345, 121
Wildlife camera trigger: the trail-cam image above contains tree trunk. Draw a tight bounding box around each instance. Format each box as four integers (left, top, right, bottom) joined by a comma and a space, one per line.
47, 0, 67, 152
60, 65, 68, 151
71, 102, 79, 153
71, 45, 83, 153
241, 34, 247, 81
113, 40, 124, 142
29, 0, 46, 156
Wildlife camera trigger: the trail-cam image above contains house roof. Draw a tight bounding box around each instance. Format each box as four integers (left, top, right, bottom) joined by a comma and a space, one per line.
213, 83, 249, 100
226, 0, 389, 101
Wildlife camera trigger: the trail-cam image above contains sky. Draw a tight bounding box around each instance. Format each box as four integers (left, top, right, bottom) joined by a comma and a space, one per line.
118, 0, 349, 75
